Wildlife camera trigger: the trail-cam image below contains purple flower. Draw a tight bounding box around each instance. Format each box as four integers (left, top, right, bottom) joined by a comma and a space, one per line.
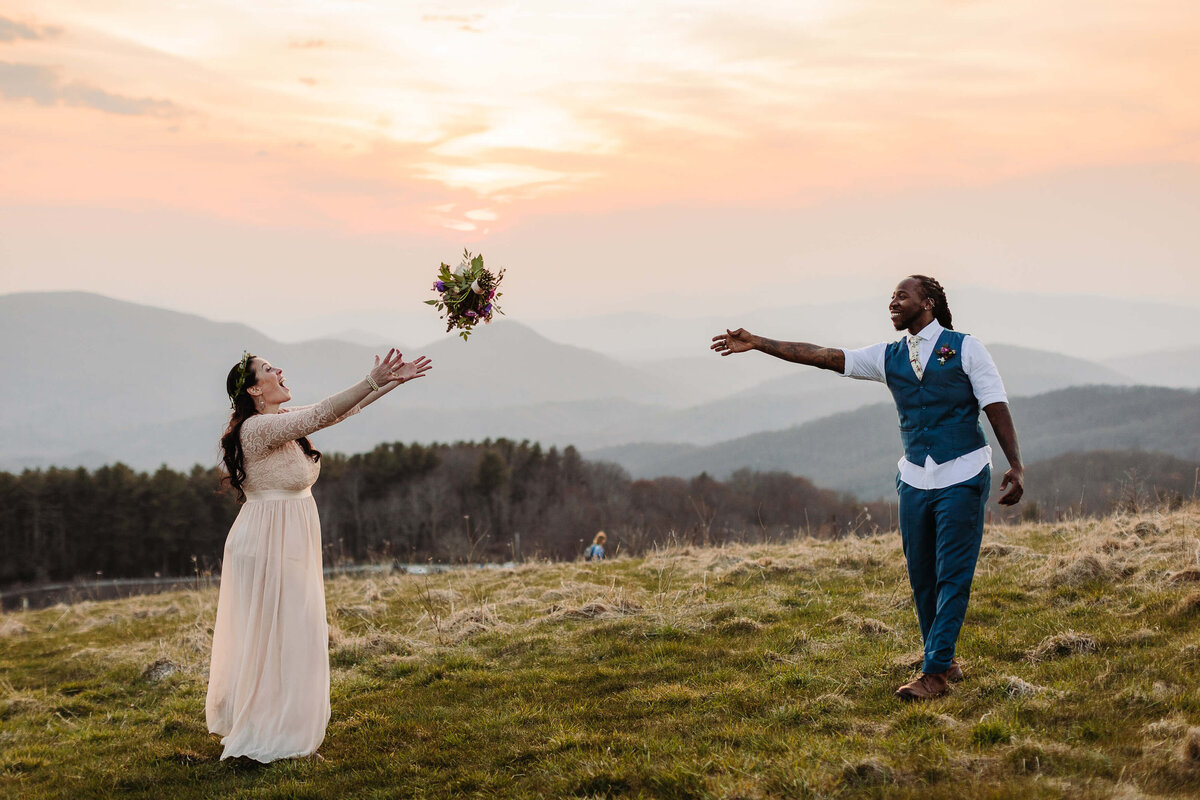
435, 280, 446, 292
466, 310, 478, 318
482, 303, 492, 315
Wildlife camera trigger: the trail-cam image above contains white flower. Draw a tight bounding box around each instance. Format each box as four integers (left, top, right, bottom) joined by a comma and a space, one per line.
471, 279, 484, 295
453, 260, 469, 276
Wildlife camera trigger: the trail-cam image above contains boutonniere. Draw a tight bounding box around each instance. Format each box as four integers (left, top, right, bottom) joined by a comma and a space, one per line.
936, 345, 957, 365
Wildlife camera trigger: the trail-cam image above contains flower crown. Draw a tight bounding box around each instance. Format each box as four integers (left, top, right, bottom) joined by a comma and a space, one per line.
229, 350, 254, 406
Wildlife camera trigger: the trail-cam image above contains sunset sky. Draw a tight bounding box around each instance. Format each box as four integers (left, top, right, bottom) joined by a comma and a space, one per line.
2, 0, 1198, 337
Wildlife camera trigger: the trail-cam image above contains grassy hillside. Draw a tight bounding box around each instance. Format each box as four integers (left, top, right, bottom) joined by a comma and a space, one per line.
4, 505, 1200, 799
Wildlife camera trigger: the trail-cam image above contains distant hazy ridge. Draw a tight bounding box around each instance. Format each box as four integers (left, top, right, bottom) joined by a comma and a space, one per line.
3, 292, 1198, 499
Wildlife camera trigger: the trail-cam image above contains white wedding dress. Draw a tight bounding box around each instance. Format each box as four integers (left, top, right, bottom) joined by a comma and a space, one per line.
206, 399, 357, 762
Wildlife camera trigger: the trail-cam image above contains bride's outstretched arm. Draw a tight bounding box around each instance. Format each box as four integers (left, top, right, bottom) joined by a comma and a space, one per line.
243, 349, 409, 451
358, 355, 433, 410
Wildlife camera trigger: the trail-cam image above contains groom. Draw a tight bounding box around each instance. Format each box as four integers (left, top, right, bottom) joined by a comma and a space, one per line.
712, 275, 1024, 700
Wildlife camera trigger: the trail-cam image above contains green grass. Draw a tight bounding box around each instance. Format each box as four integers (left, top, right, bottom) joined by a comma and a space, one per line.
4, 506, 1200, 799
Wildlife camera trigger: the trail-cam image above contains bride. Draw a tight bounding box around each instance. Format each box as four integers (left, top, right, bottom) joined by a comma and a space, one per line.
206, 348, 431, 762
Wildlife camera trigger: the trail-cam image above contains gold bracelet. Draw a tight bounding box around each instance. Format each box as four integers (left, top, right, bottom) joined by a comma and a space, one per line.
365, 373, 381, 392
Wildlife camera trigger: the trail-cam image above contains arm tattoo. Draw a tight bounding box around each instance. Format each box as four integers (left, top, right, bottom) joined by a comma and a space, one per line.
756, 338, 845, 372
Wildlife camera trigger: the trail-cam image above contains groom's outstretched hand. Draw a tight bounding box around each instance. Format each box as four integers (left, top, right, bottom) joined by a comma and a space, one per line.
998, 466, 1024, 506
711, 328, 756, 356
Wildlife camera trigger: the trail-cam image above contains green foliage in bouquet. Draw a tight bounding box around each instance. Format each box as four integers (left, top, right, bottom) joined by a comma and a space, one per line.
425, 250, 505, 340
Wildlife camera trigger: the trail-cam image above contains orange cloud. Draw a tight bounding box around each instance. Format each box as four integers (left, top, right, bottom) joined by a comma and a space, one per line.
1, 0, 1197, 236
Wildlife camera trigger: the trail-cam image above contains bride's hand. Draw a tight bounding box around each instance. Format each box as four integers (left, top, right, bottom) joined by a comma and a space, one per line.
368, 348, 405, 387
388, 355, 433, 384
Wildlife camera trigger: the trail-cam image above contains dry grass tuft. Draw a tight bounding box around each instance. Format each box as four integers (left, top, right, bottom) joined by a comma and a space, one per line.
423, 588, 462, 604
443, 604, 505, 641
1049, 554, 1115, 586
1027, 631, 1098, 662
830, 613, 894, 637
717, 616, 763, 634
1145, 716, 1192, 739
75, 602, 183, 632
132, 603, 182, 619
1117, 628, 1159, 646
1170, 592, 1200, 616
1099, 535, 1143, 553
891, 652, 924, 671
1151, 681, 1180, 700
1108, 783, 1153, 800
0, 616, 29, 637
841, 758, 891, 786
1003, 676, 1046, 698
639, 539, 832, 581
551, 597, 643, 620
1167, 567, 1200, 584
334, 604, 382, 620
537, 582, 613, 604
537, 581, 645, 624
814, 692, 852, 709
1178, 727, 1200, 765
332, 629, 423, 659
857, 617, 894, 636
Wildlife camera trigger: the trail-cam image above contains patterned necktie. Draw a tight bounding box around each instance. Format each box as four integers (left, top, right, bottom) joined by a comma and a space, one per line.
908, 334, 923, 380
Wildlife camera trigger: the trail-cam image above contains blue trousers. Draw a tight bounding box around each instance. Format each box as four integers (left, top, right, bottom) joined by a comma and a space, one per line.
896, 466, 990, 674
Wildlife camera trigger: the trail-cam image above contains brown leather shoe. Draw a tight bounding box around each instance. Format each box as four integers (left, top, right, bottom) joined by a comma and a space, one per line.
895, 671, 950, 700
947, 657, 964, 683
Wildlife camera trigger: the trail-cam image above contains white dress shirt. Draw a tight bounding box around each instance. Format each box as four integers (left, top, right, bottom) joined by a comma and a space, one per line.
841, 319, 1008, 490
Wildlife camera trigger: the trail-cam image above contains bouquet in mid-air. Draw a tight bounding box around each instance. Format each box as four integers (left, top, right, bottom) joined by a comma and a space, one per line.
425, 250, 505, 340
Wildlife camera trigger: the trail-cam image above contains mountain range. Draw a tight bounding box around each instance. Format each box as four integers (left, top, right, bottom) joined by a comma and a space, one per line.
590, 386, 1200, 500
3, 292, 1198, 496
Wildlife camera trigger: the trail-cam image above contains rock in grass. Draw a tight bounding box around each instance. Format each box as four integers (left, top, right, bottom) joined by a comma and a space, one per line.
1026, 631, 1098, 662
141, 658, 180, 683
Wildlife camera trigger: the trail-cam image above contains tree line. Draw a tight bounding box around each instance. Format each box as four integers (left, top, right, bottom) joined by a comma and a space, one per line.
0, 440, 893, 589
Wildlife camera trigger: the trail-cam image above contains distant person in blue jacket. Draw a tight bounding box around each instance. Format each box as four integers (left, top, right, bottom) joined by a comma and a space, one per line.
712, 275, 1025, 701
585, 531, 607, 561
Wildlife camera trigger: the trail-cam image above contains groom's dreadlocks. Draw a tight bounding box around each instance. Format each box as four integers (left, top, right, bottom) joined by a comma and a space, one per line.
910, 275, 953, 330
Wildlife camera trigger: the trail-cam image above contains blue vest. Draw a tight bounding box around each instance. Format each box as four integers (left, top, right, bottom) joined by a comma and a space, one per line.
884, 328, 987, 466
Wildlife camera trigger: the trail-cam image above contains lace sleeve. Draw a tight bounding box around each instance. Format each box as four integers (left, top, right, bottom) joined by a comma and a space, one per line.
286, 403, 362, 426
241, 401, 361, 455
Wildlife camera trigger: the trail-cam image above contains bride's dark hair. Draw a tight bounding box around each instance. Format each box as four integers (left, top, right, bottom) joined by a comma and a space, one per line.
220, 355, 321, 502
